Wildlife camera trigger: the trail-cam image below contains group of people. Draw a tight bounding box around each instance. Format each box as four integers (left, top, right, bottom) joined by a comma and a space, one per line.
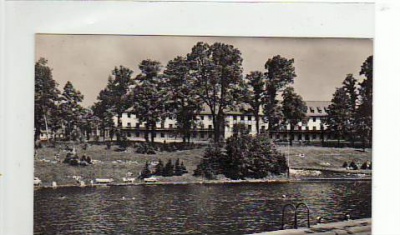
342, 160, 372, 170
63, 150, 92, 166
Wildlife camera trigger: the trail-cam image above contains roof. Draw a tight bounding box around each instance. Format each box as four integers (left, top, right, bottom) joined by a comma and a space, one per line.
199, 101, 331, 117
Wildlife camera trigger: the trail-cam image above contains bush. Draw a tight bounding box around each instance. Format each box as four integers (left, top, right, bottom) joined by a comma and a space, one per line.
136, 143, 156, 154
194, 133, 288, 180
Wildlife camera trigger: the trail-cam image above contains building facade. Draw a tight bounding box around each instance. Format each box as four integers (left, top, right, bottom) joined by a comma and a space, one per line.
113, 101, 332, 143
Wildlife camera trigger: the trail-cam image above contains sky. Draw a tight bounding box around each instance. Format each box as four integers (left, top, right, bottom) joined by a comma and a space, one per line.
35, 35, 373, 107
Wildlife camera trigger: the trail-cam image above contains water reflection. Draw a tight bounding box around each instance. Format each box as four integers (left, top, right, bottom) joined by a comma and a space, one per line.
35, 182, 371, 235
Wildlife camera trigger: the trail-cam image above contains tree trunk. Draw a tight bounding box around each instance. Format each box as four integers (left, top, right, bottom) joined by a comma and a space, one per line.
151, 123, 155, 143
144, 124, 149, 143
255, 114, 260, 134
289, 124, 294, 146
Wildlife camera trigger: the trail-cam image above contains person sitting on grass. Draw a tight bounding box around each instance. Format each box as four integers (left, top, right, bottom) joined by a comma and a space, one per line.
349, 161, 358, 170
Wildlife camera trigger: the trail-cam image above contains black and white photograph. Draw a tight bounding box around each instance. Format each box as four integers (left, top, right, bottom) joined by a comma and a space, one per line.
34, 35, 373, 234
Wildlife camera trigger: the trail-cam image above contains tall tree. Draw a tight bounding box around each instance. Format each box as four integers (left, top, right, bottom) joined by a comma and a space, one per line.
59, 81, 84, 140
187, 42, 243, 143
241, 71, 265, 134
34, 58, 60, 141
93, 66, 134, 141
263, 55, 296, 132
357, 55, 373, 149
131, 60, 168, 143
326, 87, 351, 146
342, 74, 358, 146
164, 56, 203, 143
281, 86, 307, 146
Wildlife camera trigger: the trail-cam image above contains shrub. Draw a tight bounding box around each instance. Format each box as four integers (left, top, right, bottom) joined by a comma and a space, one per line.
136, 143, 156, 154
194, 133, 288, 180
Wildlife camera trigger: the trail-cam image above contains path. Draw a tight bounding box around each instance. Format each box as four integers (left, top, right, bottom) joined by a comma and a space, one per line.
250, 218, 371, 235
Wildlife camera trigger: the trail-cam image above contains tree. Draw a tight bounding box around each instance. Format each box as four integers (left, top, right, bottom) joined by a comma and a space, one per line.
59, 81, 84, 140
357, 56, 373, 149
326, 87, 350, 147
139, 161, 152, 179
241, 71, 265, 134
263, 55, 297, 132
163, 159, 174, 177
34, 58, 61, 141
153, 159, 164, 176
164, 56, 203, 143
93, 66, 134, 141
342, 74, 358, 147
187, 42, 243, 143
130, 60, 168, 143
281, 86, 307, 146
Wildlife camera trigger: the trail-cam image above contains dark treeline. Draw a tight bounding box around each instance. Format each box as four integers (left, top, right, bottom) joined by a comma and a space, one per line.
35, 42, 373, 149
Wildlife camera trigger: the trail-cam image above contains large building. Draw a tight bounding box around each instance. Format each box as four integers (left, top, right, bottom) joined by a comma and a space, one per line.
112, 101, 332, 143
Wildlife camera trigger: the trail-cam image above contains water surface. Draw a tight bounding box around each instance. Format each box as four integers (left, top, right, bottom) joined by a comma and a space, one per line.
35, 181, 371, 234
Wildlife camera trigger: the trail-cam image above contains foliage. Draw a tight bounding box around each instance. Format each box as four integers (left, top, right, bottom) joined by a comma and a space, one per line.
59, 81, 85, 140
164, 56, 203, 143
163, 159, 175, 177
187, 42, 244, 143
326, 87, 350, 145
93, 66, 134, 140
34, 58, 61, 141
281, 86, 307, 145
357, 56, 373, 148
136, 143, 156, 154
263, 55, 297, 131
130, 60, 169, 143
153, 159, 164, 176
139, 161, 152, 179
194, 133, 287, 180
240, 71, 266, 134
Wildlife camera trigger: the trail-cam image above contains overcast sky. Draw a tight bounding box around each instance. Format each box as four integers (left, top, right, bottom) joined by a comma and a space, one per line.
35, 35, 373, 107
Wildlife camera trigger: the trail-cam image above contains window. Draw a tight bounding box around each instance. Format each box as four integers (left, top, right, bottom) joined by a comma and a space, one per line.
161, 133, 165, 138
310, 107, 315, 113
161, 122, 165, 129
312, 117, 316, 122
127, 132, 132, 137
169, 124, 173, 129
127, 122, 131, 127
305, 126, 309, 130
248, 125, 252, 131
276, 134, 280, 139
241, 116, 245, 121
136, 123, 140, 128
201, 116, 204, 120
313, 126, 317, 131
208, 125, 212, 129
127, 113, 131, 118
135, 132, 140, 137
208, 115, 212, 120
233, 116, 237, 121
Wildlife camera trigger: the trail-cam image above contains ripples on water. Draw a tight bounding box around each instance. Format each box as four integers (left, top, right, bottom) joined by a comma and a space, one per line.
34, 182, 371, 235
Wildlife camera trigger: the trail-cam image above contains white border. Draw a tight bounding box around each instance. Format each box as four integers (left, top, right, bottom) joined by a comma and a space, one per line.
2, 1, 399, 235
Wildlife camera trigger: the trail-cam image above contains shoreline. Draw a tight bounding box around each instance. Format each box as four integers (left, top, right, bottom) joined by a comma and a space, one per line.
250, 218, 371, 235
34, 176, 371, 190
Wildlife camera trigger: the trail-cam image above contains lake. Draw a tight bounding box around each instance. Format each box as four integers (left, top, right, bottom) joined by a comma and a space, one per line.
34, 181, 371, 234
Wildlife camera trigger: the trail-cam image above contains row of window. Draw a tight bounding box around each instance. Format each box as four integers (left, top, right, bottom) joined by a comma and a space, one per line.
123, 115, 320, 125
123, 131, 328, 141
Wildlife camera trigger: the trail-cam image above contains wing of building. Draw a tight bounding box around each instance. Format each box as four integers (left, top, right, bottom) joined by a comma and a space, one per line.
103, 101, 331, 143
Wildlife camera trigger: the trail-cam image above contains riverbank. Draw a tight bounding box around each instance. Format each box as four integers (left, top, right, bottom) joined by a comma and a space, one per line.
34, 143, 372, 187
250, 218, 371, 235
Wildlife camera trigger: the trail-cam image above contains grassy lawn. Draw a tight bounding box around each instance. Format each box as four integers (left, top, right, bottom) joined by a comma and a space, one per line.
34, 142, 372, 186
